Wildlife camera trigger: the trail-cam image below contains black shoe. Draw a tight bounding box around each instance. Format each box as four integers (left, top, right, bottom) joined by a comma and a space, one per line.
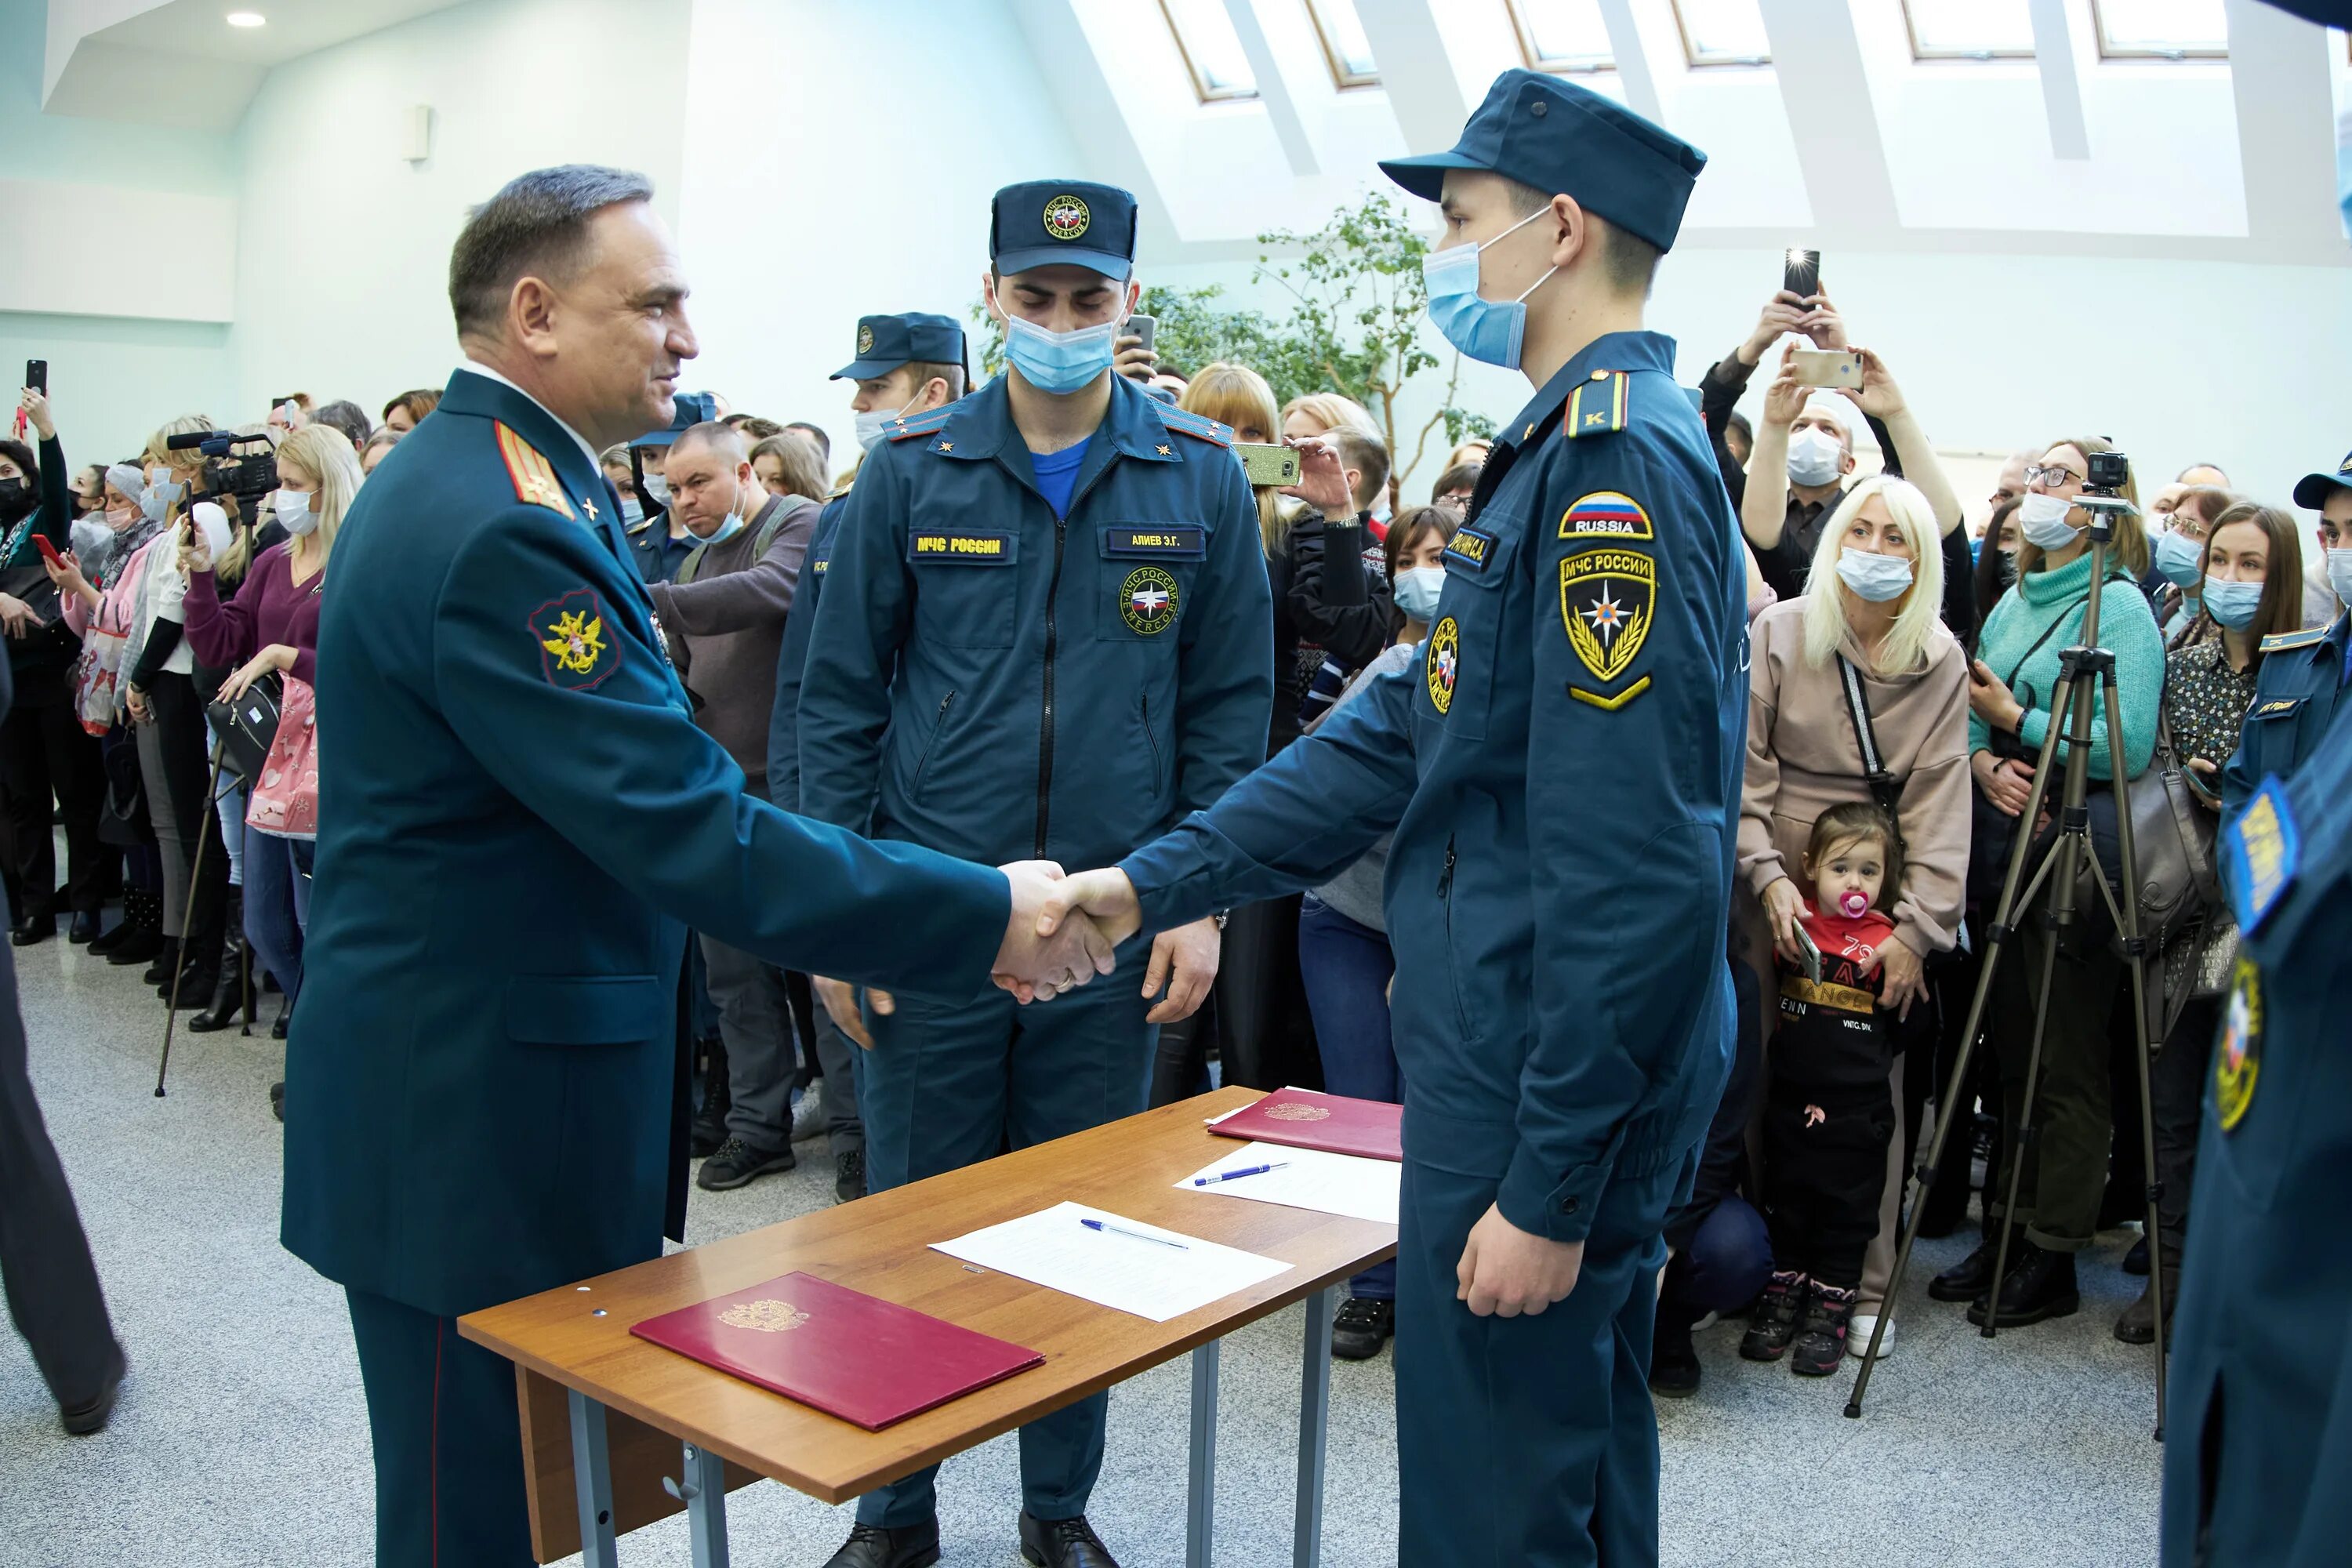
271, 993, 292, 1040
67, 909, 101, 944
143, 935, 179, 986
835, 1146, 867, 1205
11, 911, 53, 947
1966, 1240, 2081, 1329
1791, 1283, 1857, 1377
1740, 1271, 1809, 1362
190, 935, 258, 1034
1650, 1313, 1700, 1399
1929, 1238, 2000, 1302
167, 960, 217, 1010
1019, 1512, 1120, 1568
60, 1348, 127, 1436
1330, 1296, 1395, 1360
2122, 1234, 2150, 1276
270, 1081, 285, 1123
107, 928, 163, 967
2114, 1243, 2176, 1345
697, 1135, 795, 1191
86, 914, 131, 956
820, 1519, 940, 1568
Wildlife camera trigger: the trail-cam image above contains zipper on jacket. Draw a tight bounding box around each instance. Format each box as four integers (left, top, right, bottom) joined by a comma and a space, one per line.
1035, 516, 1069, 858
909, 688, 957, 800
1142, 691, 1164, 795
1436, 834, 1472, 1038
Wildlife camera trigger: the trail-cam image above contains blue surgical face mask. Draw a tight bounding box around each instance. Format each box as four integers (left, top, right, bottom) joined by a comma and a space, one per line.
2152, 526, 2204, 588
1392, 565, 1446, 622
698, 505, 746, 546
1835, 546, 1915, 603
2201, 574, 2263, 630
1002, 313, 1120, 395
2328, 547, 2352, 610
1421, 205, 1559, 371
619, 495, 645, 527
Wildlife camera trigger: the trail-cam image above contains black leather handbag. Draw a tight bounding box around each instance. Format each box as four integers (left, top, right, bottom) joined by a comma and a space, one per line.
207, 673, 284, 786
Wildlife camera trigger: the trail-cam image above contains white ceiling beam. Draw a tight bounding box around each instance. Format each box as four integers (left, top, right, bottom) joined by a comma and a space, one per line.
1593, 0, 1663, 125
1753, 0, 1899, 229
2026, 0, 2090, 160
1223, 0, 1319, 176
2224, 0, 2340, 244
1352, 0, 1470, 156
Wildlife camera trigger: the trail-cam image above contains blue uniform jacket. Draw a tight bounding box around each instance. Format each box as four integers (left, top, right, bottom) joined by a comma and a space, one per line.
768, 494, 848, 812
1120, 333, 1743, 1243
282, 370, 1008, 1318
798, 372, 1272, 870
2165, 611, 2351, 1567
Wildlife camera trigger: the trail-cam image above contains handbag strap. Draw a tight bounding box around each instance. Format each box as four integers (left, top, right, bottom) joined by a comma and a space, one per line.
1835, 652, 1907, 855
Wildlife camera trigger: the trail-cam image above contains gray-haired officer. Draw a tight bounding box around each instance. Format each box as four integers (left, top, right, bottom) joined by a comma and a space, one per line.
2162, 452, 2352, 1566
1041, 72, 1740, 1567
796, 182, 1273, 1568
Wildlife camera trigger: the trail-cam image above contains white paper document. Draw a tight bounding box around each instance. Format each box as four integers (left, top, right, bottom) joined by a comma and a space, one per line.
931, 1201, 1292, 1323
1177, 1141, 1401, 1226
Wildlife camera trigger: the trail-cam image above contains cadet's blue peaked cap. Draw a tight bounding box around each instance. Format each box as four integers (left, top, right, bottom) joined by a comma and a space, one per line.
2292, 448, 2352, 510
991, 180, 1138, 281
630, 390, 719, 448
831, 313, 967, 382
1379, 69, 1707, 254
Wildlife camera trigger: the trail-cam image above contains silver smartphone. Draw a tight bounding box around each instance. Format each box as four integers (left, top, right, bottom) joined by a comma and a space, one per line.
1236, 442, 1301, 487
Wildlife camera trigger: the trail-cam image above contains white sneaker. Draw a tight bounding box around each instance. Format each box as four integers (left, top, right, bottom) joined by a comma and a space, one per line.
1691, 1311, 1721, 1333
1848, 1312, 1896, 1358
789, 1083, 826, 1144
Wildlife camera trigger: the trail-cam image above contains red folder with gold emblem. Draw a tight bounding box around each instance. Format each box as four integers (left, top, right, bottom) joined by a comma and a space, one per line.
630, 1271, 1044, 1430
1210, 1087, 1403, 1162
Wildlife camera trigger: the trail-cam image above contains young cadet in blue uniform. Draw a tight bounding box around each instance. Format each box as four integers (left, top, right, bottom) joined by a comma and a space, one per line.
282, 166, 1113, 1568
2161, 452, 2352, 1567
767, 311, 970, 1203
795, 181, 1272, 1568
1039, 74, 1739, 1567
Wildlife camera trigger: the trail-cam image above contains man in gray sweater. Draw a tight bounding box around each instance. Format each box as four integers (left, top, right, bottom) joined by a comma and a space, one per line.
649, 421, 821, 1191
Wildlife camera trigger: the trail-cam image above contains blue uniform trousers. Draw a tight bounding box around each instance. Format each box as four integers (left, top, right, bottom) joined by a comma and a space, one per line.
345, 1285, 533, 1567
1396, 1146, 1697, 1568
1297, 892, 1399, 1300
854, 945, 1158, 1528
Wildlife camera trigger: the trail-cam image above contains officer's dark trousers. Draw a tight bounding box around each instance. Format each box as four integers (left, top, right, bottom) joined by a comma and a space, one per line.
1396, 1141, 1697, 1568
346, 1286, 534, 1567
0, 943, 122, 1410
855, 946, 1156, 1529
809, 1008, 866, 1163
700, 933, 797, 1149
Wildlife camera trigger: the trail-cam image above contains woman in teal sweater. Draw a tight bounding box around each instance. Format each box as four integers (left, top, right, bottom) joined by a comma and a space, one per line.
1933, 436, 2162, 1332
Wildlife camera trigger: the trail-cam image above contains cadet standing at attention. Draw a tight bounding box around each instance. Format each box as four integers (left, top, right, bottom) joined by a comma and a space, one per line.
794, 181, 1273, 1568
2161, 451, 2352, 1566
1040, 73, 1740, 1567
283, 165, 1113, 1568
768, 311, 970, 1203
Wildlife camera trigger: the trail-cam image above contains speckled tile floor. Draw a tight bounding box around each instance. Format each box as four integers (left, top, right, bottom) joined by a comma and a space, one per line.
0, 921, 2160, 1566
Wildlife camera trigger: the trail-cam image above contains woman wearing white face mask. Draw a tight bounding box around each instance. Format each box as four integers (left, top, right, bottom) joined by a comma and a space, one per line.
1941, 434, 2163, 1329
1738, 475, 1969, 1358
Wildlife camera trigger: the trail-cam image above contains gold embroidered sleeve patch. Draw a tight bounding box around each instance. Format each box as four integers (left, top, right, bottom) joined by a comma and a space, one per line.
1558, 546, 1654, 684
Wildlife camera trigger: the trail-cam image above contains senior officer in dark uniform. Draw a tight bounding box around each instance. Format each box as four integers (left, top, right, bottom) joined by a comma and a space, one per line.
795, 182, 1272, 1568
1039, 74, 1739, 1566
285, 165, 1113, 1568
2161, 452, 2352, 1567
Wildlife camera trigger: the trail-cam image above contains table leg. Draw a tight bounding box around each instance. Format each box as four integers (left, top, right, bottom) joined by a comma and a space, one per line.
1293, 1286, 1334, 1568
567, 1388, 621, 1567
1186, 1338, 1220, 1568
681, 1441, 729, 1568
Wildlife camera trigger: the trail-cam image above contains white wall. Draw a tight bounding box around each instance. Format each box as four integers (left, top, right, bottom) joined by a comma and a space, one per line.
671, 0, 1085, 458
225, 0, 692, 424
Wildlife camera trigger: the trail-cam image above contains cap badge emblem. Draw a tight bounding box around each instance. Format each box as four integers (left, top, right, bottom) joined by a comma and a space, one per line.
856, 323, 876, 355
1044, 194, 1091, 242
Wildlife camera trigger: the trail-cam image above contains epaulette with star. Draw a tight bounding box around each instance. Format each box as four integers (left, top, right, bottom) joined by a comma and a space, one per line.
1153, 402, 1233, 448
493, 422, 577, 518
1563, 369, 1630, 441
886, 406, 958, 444
2258, 625, 2328, 654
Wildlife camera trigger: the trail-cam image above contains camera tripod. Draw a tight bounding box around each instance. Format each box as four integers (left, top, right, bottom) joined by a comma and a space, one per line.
1846, 505, 2167, 1439
155, 736, 253, 1097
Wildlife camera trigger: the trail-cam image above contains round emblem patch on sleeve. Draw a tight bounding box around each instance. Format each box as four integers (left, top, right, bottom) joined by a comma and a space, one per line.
1121, 564, 1179, 634
529, 587, 620, 691
1425, 615, 1460, 714
1044, 194, 1091, 241
2214, 956, 2262, 1131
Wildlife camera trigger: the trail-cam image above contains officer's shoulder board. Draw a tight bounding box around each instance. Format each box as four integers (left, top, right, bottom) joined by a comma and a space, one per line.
2258, 625, 2328, 655
886, 406, 958, 445
1563, 369, 1630, 441
492, 422, 577, 520
1153, 402, 1234, 448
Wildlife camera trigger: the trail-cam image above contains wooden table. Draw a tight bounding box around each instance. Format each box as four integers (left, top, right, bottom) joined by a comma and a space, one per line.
459, 1086, 1397, 1567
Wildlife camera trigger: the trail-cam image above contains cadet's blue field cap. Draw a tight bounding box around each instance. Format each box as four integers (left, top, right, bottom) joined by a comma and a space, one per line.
1380, 69, 1707, 254
832, 313, 967, 382
991, 180, 1138, 281
631, 390, 718, 448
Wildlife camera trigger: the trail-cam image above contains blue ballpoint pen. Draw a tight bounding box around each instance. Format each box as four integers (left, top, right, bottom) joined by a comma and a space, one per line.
1079, 1217, 1189, 1250
1193, 1162, 1291, 1187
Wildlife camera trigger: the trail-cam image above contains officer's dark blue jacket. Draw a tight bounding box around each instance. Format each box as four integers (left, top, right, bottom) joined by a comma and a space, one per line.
1120, 332, 1743, 1242
284, 370, 1009, 1318
768, 494, 847, 812
797, 372, 1272, 870
2165, 609, 2351, 1567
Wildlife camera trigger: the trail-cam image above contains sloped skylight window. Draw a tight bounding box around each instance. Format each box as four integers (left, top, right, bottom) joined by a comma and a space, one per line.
1160, 0, 1258, 100
1305, 0, 1381, 89
1508, 0, 1615, 74
2093, 0, 2228, 59
1904, 0, 2036, 60
1673, 0, 1770, 67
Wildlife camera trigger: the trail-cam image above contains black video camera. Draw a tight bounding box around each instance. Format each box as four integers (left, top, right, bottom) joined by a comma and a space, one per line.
2083, 448, 2129, 495
165, 429, 280, 507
